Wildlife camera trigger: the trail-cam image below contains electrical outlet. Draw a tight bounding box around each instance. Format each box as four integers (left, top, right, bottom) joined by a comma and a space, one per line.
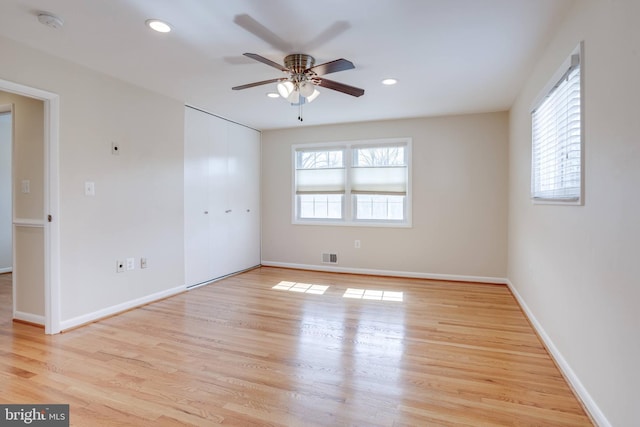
355, 240, 361, 249
126, 257, 135, 271
116, 260, 125, 273
140, 257, 147, 269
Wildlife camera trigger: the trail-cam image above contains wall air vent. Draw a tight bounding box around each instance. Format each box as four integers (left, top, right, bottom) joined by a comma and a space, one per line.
322, 253, 338, 264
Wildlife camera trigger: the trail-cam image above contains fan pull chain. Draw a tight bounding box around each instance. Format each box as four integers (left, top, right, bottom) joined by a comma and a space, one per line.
298, 103, 303, 122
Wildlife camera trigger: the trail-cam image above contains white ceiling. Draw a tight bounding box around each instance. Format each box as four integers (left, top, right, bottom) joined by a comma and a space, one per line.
0, 0, 573, 130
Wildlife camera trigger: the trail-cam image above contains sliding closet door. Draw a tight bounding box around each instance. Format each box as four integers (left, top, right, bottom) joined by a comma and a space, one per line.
226, 123, 260, 274
184, 107, 261, 287
184, 107, 213, 285
208, 116, 233, 280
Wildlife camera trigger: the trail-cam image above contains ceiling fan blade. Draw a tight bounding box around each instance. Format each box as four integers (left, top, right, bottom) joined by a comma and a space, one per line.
243, 53, 288, 72
308, 58, 355, 76
232, 78, 286, 91
316, 78, 365, 97
301, 21, 351, 52
234, 14, 293, 52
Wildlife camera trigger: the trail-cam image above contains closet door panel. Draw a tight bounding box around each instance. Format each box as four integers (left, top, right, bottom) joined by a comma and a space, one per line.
208, 117, 233, 279
227, 124, 261, 273
242, 126, 261, 270
184, 108, 213, 286
225, 121, 243, 270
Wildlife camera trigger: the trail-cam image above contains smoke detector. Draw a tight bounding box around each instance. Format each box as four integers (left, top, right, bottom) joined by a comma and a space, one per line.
37, 13, 64, 30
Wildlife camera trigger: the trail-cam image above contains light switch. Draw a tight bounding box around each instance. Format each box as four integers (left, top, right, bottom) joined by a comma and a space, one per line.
84, 181, 95, 196
21, 180, 30, 194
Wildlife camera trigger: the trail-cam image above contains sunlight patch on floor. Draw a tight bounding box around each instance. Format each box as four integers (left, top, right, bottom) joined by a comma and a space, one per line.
343, 288, 404, 302
272, 281, 330, 295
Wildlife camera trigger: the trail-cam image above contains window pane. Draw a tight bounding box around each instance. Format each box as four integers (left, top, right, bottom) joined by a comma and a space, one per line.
352, 145, 407, 196
297, 150, 343, 169
354, 195, 404, 220
299, 194, 342, 219
531, 53, 581, 201
354, 146, 405, 167
296, 149, 346, 195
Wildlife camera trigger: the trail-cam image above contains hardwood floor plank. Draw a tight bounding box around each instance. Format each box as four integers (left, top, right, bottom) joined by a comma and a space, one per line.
0, 268, 592, 426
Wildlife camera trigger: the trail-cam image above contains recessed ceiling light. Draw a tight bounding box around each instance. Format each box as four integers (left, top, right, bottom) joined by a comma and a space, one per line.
382, 78, 398, 86
146, 19, 172, 33
266, 92, 280, 98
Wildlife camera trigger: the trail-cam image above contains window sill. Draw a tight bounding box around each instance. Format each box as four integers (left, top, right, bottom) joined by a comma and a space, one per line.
293, 219, 412, 228
531, 197, 583, 206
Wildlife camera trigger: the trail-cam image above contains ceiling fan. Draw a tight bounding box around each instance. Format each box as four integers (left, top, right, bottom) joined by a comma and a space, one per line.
232, 52, 365, 121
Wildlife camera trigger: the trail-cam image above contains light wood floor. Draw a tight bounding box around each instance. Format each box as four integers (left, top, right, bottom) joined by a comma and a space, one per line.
0, 268, 592, 426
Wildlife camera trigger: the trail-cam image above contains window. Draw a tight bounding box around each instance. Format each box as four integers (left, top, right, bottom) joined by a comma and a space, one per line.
296, 149, 345, 219
352, 145, 407, 221
293, 138, 411, 226
531, 43, 583, 203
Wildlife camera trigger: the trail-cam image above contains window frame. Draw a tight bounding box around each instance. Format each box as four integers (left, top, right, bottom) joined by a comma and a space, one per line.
292, 138, 412, 227
530, 42, 584, 205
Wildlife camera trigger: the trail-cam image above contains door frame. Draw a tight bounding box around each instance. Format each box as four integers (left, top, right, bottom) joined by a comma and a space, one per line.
0, 78, 60, 334
0, 105, 11, 275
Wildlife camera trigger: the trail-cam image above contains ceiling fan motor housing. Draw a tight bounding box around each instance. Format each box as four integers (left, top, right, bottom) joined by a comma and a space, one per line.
285, 54, 315, 74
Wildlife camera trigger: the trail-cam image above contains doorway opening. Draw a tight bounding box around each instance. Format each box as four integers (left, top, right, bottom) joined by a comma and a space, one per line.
0, 109, 11, 325
0, 109, 11, 276
0, 79, 60, 334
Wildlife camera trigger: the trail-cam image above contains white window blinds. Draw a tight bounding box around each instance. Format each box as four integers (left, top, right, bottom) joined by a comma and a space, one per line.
531, 53, 582, 201
351, 145, 407, 195
351, 167, 407, 194
295, 150, 345, 194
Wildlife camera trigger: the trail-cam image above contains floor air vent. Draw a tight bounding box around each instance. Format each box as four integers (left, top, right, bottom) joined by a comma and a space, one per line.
322, 253, 338, 264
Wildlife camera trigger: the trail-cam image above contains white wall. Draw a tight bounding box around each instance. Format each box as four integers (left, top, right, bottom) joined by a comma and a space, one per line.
0, 35, 185, 327
262, 113, 508, 281
508, 0, 640, 425
0, 111, 10, 272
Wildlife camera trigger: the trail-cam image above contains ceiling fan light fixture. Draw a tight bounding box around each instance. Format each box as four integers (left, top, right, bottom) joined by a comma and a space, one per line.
277, 81, 294, 98
306, 89, 320, 103
299, 81, 315, 98
287, 89, 300, 104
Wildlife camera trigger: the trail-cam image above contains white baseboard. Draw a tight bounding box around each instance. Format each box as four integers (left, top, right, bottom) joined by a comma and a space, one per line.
505, 279, 610, 427
59, 285, 186, 331
0, 267, 12, 274
261, 261, 508, 285
14, 311, 45, 326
